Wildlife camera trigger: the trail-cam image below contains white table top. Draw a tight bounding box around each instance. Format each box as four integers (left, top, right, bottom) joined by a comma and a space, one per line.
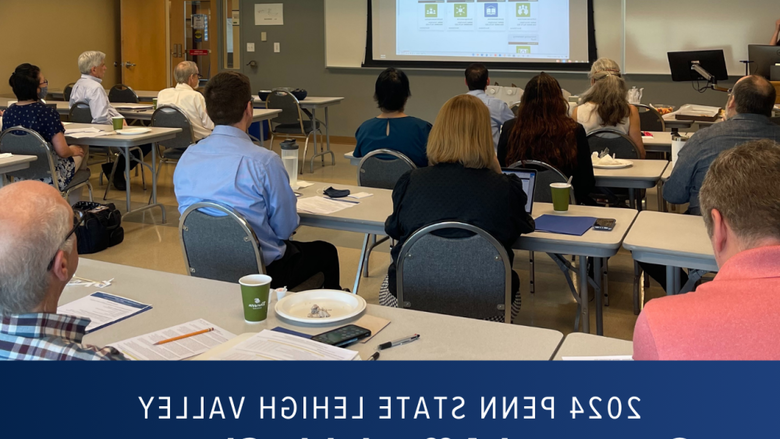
0, 154, 37, 172
297, 183, 393, 235
0, 98, 70, 115
517, 203, 638, 258
642, 131, 693, 153
64, 123, 181, 147
253, 96, 344, 108
661, 163, 673, 182
593, 159, 669, 189
297, 184, 637, 258
66, 259, 564, 361
117, 108, 281, 123
552, 333, 633, 360
623, 211, 718, 272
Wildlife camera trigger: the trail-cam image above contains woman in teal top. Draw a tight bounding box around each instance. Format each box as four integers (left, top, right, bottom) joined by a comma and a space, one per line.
353, 68, 432, 168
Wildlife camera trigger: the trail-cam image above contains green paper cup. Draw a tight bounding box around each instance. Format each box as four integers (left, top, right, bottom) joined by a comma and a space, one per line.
551, 183, 571, 212
152, 98, 158, 110
239, 274, 272, 323
112, 116, 124, 131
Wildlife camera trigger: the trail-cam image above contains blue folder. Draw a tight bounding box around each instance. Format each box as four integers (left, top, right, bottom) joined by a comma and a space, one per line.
534, 215, 597, 236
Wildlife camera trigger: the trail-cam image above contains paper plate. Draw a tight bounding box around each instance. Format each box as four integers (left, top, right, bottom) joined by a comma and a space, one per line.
115, 128, 151, 135
593, 159, 633, 169
275, 289, 366, 325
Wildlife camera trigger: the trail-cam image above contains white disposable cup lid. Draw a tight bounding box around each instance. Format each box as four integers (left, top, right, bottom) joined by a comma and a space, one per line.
239, 274, 272, 286
550, 183, 571, 189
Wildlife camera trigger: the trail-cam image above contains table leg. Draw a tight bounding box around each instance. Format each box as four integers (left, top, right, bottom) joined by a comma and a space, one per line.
633, 260, 641, 315
309, 107, 318, 173
124, 148, 132, 213
326, 107, 334, 165
657, 181, 667, 212
353, 234, 371, 294
674, 268, 682, 295
120, 143, 167, 224
666, 265, 676, 296
594, 257, 603, 336
579, 256, 589, 333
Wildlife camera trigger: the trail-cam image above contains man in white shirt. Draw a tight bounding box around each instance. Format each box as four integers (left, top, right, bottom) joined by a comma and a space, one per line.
69, 50, 150, 190
157, 61, 214, 141
465, 63, 515, 151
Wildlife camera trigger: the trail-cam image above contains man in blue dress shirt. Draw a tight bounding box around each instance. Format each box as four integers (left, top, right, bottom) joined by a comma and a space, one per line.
465, 63, 515, 151
174, 72, 342, 290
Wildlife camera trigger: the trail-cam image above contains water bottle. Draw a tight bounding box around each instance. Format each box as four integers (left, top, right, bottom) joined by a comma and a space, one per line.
670, 128, 687, 168
279, 139, 299, 188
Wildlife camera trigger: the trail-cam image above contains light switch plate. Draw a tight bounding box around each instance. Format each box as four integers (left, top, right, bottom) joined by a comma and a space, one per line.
274, 42, 280, 53
261, 32, 267, 42
247, 42, 255, 52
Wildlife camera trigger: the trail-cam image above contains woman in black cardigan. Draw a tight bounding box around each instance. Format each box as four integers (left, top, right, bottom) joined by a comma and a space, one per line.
497, 73, 596, 204
380, 94, 535, 322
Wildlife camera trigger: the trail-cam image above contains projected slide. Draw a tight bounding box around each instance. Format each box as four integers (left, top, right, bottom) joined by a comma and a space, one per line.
369, 0, 592, 68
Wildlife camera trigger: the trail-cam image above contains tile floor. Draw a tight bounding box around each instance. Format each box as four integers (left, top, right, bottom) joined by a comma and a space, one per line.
77, 139, 669, 341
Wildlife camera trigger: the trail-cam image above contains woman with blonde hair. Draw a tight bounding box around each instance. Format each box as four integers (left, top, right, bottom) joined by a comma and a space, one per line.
379, 94, 535, 321
573, 58, 646, 157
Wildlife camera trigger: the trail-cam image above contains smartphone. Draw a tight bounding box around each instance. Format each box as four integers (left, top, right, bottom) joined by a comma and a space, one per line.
311, 324, 371, 347
594, 218, 616, 231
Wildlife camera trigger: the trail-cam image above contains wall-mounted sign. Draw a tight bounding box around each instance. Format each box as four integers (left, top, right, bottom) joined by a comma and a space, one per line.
188, 49, 209, 56
192, 14, 207, 30
255, 3, 283, 26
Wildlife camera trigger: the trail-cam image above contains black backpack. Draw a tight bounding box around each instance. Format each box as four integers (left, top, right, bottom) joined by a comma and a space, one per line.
72, 201, 124, 254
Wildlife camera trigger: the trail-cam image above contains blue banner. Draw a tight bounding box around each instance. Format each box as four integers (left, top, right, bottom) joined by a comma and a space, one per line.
2, 361, 776, 438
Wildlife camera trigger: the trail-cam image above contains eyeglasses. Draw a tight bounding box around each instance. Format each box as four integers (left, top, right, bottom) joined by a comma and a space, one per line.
39, 79, 49, 86
46, 211, 85, 271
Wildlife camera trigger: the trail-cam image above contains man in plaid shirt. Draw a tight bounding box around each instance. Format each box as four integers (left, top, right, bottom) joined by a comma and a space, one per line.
0, 181, 126, 360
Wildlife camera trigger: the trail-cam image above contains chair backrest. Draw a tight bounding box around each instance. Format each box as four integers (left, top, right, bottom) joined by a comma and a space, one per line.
510, 102, 521, 116
397, 222, 511, 322
179, 202, 266, 283
266, 89, 305, 131
151, 104, 194, 150
69, 101, 93, 123
108, 84, 139, 103
357, 149, 417, 190
587, 129, 641, 159
634, 104, 665, 131
509, 159, 574, 204
63, 82, 75, 102
0, 126, 59, 187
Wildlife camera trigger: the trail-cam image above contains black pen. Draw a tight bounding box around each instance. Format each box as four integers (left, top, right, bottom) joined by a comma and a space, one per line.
367, 352, 380, 361
378, 334, 420, 350
325, 196, 360, 204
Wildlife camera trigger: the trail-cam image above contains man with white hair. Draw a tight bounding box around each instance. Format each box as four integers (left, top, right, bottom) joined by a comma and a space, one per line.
157, 61, 214, 140
69, 50, 151, 191
0, 181, 126, 360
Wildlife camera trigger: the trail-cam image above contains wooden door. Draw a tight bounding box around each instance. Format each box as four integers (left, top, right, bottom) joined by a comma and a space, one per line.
170, 0, 186, 85
120, 0, 168, 90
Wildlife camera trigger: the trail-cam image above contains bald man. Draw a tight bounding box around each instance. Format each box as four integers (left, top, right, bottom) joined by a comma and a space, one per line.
0, 181, 126, 360
157, 61, 214, 141
664, 75, 780, 215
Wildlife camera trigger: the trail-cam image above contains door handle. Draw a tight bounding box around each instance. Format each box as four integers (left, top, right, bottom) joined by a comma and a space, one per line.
246, 60, 257, 68
125, 62, 137, 68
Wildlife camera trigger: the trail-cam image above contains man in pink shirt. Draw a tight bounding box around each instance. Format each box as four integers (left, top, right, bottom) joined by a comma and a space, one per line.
633, 139, 780, 360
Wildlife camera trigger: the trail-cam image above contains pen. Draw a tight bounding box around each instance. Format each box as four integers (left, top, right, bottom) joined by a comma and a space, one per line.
325, 197, 360, 204
154, 328, 214, 345
378, 334, 420, 350
367, 352, 380, 361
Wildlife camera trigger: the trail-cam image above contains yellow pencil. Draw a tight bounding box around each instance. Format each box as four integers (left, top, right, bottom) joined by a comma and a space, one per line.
154, 327, 214, 346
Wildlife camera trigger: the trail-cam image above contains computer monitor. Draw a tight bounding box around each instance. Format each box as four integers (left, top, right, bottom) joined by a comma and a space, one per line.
748, 45, 780, 80
668, 50, 729, 82
501, 168, 536, 214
